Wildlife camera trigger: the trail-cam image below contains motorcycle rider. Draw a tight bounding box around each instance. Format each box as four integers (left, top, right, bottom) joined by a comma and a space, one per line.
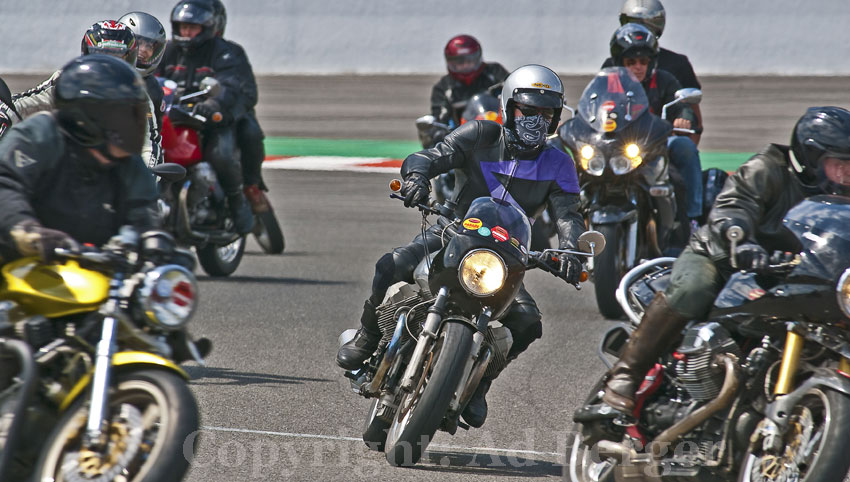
9, 21, 164, 168
0, 54, 158, 263
610, 23, 703, 231
118, 12, 168, 144
595, 106, 850, 415
431, 34, 509, 129
338, 65, 586, 428
604, 0, 703, 145
156, 0, 256, 234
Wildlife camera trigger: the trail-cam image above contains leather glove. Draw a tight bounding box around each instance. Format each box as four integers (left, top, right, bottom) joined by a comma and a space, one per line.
546, 253, 582, 284
194, 98, 222, 122
10, 220, 79, 261
734, 242, 769, 271
400, 172, 431, 207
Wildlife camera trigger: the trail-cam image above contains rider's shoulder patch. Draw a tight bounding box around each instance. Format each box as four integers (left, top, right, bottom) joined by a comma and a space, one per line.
14, 149, 37, 168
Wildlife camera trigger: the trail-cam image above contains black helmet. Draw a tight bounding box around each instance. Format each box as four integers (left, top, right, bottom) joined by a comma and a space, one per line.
210, 0, 227, 36
118, 12, 167, 77
54, 55, 149, 156
170, 0, 217, 49
610, 23, 658, 66
81, 20, 139, 67
619, 0, 666, 38
790, 106, 850, 196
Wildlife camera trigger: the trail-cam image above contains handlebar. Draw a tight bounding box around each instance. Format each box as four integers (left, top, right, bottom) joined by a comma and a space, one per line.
726, 224, 801, 273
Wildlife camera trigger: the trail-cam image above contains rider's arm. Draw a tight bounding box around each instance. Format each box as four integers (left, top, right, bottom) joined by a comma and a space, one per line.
546, 150, 584, 249
401, 120, 487, 179
430, 77, 453, 125
12, 70, 60, 120
118, 155, 161, 230
209, 40, 257, 121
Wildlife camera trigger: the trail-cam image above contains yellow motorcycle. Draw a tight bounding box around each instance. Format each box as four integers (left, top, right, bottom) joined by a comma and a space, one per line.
0, 228, 206, 482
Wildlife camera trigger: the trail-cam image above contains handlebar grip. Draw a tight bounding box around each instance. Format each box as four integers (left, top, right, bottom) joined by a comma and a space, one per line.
672, 127, 697, 135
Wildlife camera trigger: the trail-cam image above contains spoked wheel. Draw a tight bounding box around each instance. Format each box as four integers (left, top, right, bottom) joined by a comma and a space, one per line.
738, 387, 850, 482
198, 235, 246, 276
253, 210, 285, 254
593, 223, 627, 319
384, 321, 473, 466
362, 398, 391, 452
35, 370, 199, 482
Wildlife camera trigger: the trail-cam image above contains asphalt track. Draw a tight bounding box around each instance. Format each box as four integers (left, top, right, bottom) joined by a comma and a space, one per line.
2, 74, 846, 481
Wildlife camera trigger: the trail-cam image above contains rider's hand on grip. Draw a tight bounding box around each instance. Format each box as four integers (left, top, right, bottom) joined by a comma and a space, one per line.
195, 98, 222, 122
400, 173, 431, 208
10, 220, 79, 261
734, 242, 769, 271
546, 253, 582, 284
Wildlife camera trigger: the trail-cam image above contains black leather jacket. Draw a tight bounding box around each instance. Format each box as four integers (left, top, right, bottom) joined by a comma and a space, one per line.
0, 113, 159, 260
691, 144, 811, 261
156, 37, 258, 123
431, 63, 509, 126
401, 120, 585, 249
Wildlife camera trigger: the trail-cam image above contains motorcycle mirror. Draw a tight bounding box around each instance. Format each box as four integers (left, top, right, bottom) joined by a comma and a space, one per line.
578, 230, 606, 256
674, 88, 702, 105
415, 114, 437, 128
152, 162, 187, 182
199, 77, 221, 97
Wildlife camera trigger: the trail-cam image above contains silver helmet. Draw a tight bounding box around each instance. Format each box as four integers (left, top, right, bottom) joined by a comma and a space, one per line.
118, 11, 167, 76
500, 64, 564, 134
619, 0, 666, 38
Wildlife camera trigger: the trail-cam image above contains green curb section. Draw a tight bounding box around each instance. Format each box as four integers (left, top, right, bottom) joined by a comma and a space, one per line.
264, 137, 752, 172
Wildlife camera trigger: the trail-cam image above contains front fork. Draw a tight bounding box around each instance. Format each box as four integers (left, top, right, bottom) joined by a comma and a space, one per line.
399, 287, 448, 392
83, 275, 126, 449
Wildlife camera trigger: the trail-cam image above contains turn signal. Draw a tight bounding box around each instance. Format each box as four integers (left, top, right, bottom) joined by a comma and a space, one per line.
389, 179, 402, 192
580, 271, 588, 282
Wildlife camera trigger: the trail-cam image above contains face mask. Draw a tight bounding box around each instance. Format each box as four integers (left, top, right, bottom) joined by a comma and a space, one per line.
513, 114, 551, 148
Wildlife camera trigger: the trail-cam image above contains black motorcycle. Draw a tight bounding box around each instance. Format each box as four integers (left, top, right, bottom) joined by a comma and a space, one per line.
557, 67, 702, 319
568, 195, 850, 481
340, 180, 605, 466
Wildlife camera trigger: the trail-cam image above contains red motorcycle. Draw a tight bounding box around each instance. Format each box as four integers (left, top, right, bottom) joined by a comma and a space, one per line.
152, 77, 284, 276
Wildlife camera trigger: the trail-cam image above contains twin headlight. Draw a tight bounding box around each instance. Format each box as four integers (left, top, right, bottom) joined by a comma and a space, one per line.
578, 142, 643, 176
459, 249, 507, 297
137, 265, 198, 329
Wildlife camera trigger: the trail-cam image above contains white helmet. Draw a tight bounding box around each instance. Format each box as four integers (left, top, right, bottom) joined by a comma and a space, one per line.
500, 64, 564, 135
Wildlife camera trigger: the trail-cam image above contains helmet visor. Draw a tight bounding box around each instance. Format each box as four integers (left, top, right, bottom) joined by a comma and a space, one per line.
820, 153, 850, 187
135, 37, 165, 69
512, 88, 563, 109
447, 52, 482, 74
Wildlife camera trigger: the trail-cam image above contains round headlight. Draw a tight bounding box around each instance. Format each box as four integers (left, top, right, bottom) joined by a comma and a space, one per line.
625, 143, 640, 159
610, 155, 634, 175
459, 249, 507, 297
580, 145, 595, 160
138, 265, 198, 329
837, 268, 850, 318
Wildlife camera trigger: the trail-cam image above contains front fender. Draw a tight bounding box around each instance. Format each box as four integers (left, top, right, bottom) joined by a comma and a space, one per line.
59, 351, 189, 412
590, 205, 638, 226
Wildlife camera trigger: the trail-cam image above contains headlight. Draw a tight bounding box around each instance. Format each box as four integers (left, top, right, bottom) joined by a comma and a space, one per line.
137, 265, 198, 329
837, 268, 850, 318
459, 249, 507, 297
578, 143, 605, 176
625, 143, 640, 158
610, 155, 634, 175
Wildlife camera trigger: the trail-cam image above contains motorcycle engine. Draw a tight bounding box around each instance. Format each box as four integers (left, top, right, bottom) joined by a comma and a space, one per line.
375, 283, 432, 345
674, 322, 741, 401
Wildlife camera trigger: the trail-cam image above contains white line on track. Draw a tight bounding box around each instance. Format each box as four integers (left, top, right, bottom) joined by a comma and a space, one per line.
202, 425, 561, 458
263, 156, 400, 173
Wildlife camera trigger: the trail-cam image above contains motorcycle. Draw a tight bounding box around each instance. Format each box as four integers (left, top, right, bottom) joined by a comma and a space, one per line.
415, 90, 556, 251
0, 227, 204, 482
154, 77, 285, 277
568, 195, 850, 481
339, 180, 605, 466
557, 67, 702, 319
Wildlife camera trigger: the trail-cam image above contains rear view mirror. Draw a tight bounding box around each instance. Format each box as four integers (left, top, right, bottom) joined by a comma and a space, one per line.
578, 230, 606, 256
152, 162, 187, 182
673, 88, 702, 105
199, 77, 221, 97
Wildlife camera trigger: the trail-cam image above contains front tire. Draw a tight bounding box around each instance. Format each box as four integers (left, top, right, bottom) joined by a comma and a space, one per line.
384, 321, 473, 466
593, 223, 626, 319
253, 210, 285, 254
362, 398, 390, 452
198, 235, 245, 276
738, 387, 850, 482
35, 369, 199, 482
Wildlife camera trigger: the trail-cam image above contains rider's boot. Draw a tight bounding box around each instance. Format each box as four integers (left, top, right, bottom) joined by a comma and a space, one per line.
244, 184, 271, 214
461, 377, 492, 428
226, 188, 255, 234
336, 300, 381, 370
601, 292, 690, 414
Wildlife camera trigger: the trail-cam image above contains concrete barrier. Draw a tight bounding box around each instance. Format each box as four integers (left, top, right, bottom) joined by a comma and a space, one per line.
1, 0, 847, 75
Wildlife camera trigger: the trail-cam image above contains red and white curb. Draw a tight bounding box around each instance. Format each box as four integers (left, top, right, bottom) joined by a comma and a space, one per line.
263, 156, 402, 173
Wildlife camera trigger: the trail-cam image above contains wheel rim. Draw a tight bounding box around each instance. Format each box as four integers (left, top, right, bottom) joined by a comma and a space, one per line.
252, 215, 272, 251
39, 379, 171, 482
385, 333, 444, 450
742, 390, 830, 482
217, 236, 244, 263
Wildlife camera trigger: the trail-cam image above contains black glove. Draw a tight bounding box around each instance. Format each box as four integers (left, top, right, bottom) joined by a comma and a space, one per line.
734, 242, 769, 271
400, 173, 431, 207
546, 253, 582, 284
10, 220, 79, 261
194, 98, 222, 122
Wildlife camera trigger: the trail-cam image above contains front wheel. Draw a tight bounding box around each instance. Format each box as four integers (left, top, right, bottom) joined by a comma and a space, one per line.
738, 387, 850, 482
35, 369, 199, 482
253, 210, 285, 254
362, 398, 390, 452
384, 321, 474, 466
593, 223, 627, 319
198, 235, 246, 276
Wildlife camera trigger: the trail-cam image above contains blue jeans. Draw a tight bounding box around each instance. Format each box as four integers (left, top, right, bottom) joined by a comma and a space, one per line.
667, 136, 703, 219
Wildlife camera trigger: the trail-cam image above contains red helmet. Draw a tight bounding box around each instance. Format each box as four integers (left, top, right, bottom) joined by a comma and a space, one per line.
81, 20, 139, 67
444, 34, 484, 86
